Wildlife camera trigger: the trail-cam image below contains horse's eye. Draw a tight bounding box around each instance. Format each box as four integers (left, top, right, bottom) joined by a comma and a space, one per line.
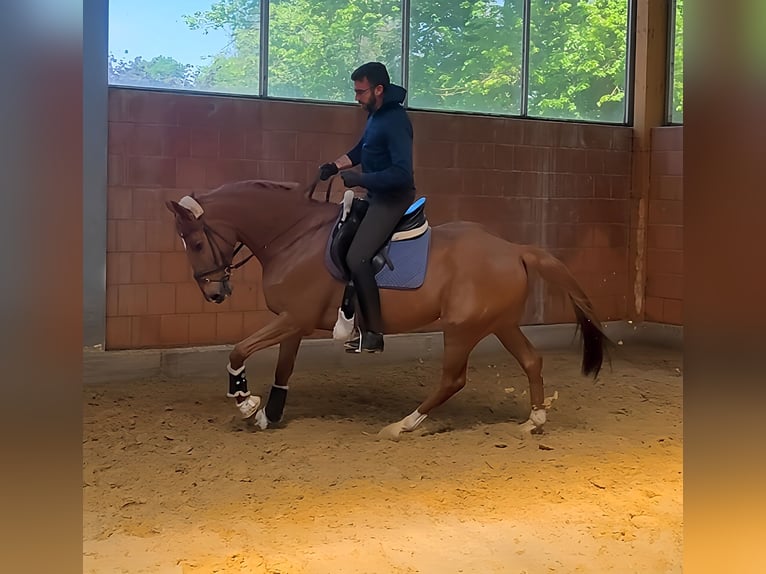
192, 242, 204, 252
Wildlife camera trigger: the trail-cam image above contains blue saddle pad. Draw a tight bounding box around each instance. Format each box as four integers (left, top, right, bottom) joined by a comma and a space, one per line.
324, 228, 431, 290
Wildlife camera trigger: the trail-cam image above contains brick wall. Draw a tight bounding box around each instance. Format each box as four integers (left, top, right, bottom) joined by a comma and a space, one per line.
644, 126, 683, 325
105, 88, 634, 350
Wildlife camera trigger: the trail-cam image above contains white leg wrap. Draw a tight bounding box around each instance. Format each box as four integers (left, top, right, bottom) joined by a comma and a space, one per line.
530, 407, 547, 427
254, 408, 269, 430
402, 409, 428, 432
332, 307, 355, 340
237, 396, 261, 419
227, 363, 245, 375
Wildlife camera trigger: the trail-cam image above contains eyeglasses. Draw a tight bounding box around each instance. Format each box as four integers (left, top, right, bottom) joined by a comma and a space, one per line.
354, 87, 374, 96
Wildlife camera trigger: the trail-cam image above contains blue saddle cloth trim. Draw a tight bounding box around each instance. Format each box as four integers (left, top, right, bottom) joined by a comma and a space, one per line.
323, 226, 430, 290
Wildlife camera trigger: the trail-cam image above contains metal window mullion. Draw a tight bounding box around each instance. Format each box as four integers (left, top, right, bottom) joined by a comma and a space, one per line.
260, 0, 270, 97
401, 0, 411, 106
520, 0, 531, 117
624, 0, 638, 125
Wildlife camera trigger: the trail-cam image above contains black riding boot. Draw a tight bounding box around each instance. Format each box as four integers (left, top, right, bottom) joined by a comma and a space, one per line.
345, 269, 384, 353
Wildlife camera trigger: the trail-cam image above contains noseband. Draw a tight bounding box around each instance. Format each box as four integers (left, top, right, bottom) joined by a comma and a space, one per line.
192, 223, 253, 283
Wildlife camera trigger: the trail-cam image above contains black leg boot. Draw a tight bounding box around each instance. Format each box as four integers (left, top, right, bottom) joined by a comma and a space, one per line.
346, 269, 384, 353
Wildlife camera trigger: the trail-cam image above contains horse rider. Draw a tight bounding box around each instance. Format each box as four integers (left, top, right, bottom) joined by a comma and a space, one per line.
319, 61, 416, 353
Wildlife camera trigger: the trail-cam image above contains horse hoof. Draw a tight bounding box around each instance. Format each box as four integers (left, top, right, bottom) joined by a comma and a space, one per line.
377, 421, 404, 441
237, 396, 261, 419
254, 408, 269, 430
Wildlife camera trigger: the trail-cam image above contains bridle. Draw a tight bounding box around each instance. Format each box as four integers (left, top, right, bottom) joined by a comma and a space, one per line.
188, 218, 253, 284
181, 174, 332, 284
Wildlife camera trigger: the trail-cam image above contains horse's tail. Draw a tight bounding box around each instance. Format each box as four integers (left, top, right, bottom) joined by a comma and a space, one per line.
520, 247, 611, 378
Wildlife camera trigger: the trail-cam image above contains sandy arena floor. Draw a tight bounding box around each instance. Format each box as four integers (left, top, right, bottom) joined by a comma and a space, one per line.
83, 343, 682, 573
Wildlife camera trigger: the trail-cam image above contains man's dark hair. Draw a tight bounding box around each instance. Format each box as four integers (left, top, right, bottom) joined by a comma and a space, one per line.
351, 62, 390, 88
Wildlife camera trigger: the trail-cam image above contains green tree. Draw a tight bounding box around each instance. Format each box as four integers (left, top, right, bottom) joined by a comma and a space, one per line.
108, 54, 197, 89
527, 0, 629, 122
408, 0, 524, 114
183, 0, 631, 121
671, 0, 683, 123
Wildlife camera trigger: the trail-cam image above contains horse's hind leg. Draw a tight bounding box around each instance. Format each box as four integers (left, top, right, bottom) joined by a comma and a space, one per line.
495, 324, 548, 433
377, 328, 481, 441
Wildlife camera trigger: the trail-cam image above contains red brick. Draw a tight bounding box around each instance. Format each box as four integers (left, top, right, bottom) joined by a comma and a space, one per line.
127, 157, 176, 187
647, 248, 683, 276
577, 125, 613, 150
129, 125, 165, 156
146, 220, 177, 252
188, 314, 217, 345
160, 252, 192, 283
190, 127, 220, 158
105, 317, 131, 350
162, 126, 191, 157
604, 151, 631, 175
108, 122, 133, 155
646, 273, 683, 300
651, 175, 683, 201
123, 91, 178, 125
647, 225, 683, 250
644, 296, 664, 321
108, 155, 126, 186
115, 220, 146, 252
132, 189, 164, 220
107, 187, 133, 220
297, 132, 323, 161
455, 143, 494, 169
216, 312, 244, 343
131, 316, 161, 348
117, 285, 148, 316
131, 253, 162, 284
219, 131, 247, 159
176, 158, 207, 190
106, 253, 133, 285
416, 141, 455, 168
146, 284, 176, 315
663, 298, 683, 325
651, 126, 683, 151
106, 286, 119, 317
262, 131, 297, 161
175, 282, 205, 314
160, 314, 189, 346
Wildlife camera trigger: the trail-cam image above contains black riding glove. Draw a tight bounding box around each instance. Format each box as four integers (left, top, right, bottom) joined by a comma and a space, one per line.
319, 162, 339, 181
341, 170, 363, 188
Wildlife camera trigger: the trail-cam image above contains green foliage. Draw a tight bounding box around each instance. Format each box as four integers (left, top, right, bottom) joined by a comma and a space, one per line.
108, 53, 198, 89
107, 0, 684, 123
671, 0, 683, 123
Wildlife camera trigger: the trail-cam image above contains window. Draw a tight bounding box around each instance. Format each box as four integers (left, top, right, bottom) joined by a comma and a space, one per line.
668, 0, 683, 123
527, 0, 630, 123
267, 0, 402, 102
408, 0, 524, 115
108, 0, 636, 124
108, 0, 259, 94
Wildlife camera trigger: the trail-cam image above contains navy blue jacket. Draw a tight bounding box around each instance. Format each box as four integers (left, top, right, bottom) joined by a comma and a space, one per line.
346, 84, 415, 200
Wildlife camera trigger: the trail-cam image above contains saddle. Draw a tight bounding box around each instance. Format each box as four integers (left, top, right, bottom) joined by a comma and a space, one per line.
328, 190, 428, 282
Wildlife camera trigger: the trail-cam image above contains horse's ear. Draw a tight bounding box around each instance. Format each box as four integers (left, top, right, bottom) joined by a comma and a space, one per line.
165, 200, 194, 221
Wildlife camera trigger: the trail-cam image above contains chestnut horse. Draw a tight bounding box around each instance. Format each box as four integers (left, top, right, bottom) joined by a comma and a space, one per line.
165, 179, 609, 439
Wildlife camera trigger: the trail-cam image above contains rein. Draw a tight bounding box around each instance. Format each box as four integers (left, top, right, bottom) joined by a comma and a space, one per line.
190, 172, 333, 282
193, 219, 254, 284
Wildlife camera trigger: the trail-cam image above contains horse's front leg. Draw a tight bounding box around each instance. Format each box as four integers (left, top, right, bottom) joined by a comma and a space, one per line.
226, 312, 303, 421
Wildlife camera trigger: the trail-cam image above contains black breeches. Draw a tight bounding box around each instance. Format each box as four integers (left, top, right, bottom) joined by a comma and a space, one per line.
345, 196, 412, 333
